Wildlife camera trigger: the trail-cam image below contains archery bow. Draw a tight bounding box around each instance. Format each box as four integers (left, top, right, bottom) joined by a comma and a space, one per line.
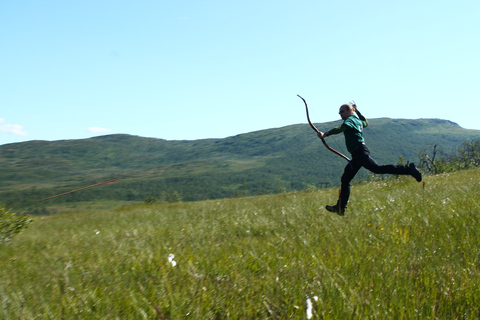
297, 94, 350, 161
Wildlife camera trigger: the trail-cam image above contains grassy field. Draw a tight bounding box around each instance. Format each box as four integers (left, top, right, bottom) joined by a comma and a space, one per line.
1, 169, 480, 319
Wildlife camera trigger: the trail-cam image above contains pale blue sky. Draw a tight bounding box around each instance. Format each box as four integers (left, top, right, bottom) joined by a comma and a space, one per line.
1, 0, 479, 145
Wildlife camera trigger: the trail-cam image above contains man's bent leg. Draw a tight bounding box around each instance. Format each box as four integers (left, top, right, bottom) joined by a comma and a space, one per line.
339, 160, 362, 210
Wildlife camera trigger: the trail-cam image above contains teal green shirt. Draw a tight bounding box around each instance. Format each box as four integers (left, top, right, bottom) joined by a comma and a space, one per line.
326, 111, 368, 153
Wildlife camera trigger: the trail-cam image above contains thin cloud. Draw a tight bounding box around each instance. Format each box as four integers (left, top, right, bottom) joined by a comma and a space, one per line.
87, 127, 113, 134
0, 118, 28, 136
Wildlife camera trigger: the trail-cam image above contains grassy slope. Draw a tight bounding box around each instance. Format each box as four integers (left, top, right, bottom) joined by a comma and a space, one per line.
1, 119, 479, 209
1, 169, 479, 319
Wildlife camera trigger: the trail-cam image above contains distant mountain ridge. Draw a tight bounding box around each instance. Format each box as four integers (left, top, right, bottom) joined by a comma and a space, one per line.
1, 118, 479, 209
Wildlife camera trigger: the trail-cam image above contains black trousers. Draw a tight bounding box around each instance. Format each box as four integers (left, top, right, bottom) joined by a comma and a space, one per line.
338, 143, 411, 208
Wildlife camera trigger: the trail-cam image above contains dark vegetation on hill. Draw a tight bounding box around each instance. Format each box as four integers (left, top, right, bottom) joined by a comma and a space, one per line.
0, 118, 479, 212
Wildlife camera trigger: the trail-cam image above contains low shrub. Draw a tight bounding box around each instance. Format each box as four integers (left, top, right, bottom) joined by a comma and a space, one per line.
0, 205, 33, 242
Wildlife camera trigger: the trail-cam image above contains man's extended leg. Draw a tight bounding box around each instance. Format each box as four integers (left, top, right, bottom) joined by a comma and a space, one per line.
351, 143, 421, 181
361, 153, 422, 181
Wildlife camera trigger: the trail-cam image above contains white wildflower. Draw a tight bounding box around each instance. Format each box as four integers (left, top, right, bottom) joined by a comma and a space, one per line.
168, 254, 177, 267
306, 298, 313, 319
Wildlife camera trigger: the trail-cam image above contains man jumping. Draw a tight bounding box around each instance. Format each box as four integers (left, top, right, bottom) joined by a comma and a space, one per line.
317, 101, 422, 216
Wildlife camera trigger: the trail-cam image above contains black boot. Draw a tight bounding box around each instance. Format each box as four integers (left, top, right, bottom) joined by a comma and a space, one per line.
408, 163, 422, 182
326, 204, 345, 216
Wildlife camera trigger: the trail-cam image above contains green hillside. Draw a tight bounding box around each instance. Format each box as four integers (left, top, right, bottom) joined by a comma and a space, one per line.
0, 118, 479, 210
1, 169, 479, 318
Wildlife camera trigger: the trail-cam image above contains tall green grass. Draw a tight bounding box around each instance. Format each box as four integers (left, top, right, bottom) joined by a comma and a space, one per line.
1, 169, 480, 319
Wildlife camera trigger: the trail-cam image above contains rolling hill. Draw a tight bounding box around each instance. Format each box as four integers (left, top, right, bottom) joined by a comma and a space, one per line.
0, 118, 479, 210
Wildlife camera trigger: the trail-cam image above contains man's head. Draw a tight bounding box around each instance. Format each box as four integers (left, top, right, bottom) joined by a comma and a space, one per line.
339, 104, 354, 120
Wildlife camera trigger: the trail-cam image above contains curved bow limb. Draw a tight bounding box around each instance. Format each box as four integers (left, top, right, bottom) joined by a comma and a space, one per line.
297, 94, 350, 162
